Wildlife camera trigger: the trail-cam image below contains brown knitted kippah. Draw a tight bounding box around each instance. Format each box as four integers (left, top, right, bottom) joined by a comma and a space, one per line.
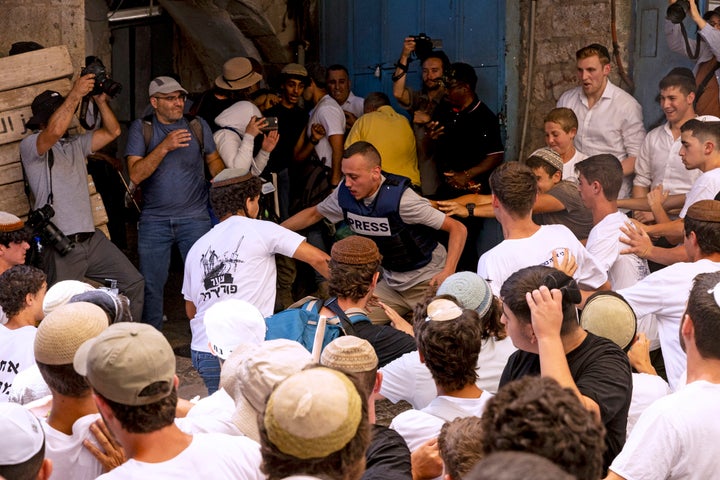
0, 212, 24, 233
686, 200, 720, 222
330, 236, 382, 265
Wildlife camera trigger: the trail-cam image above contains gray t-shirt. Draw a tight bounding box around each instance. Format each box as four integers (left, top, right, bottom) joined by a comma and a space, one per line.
20, 133, 95, 235
533, 180, 594, 240
317, 179, 447, 290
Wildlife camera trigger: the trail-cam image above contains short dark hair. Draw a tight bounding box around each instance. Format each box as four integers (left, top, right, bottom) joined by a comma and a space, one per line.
576, 43, 611, 66
438, 416, 485, 479
526, 155, 560, 177
259, 370, 371, 480
37, 361, 91, 397
326, 64, 349, 77
480, 376, 605, 480
343, 141, 382, 167
0, 439, 45, 479
328, 258, 380, 301
414, 297, 483, 392
210, 176, 263, 218
500, 266, 580, 336
680, 119, 720, 145
489, 162, 538, 217
684, 212, 720, 255
575, 154, 623, 201
306, 62, 328, 90
0, 226, 31, 248
686, 271, 720, 359
363, 92, 390, 113
0, 265, 46, 319
422, 51, 451, 73
447, 62, 478, 91
659, 70, 696, 96
466, 451, 577, 480
97, 384, 177, 434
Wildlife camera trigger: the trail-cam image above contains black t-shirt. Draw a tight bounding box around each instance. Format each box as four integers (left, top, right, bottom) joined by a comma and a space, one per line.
432, 96, 504, 197
264, 103, 308, 174
363, 424, 413, 480
192, 90, 236, 132
352, 320, 417, 369
499, 331, 633, 472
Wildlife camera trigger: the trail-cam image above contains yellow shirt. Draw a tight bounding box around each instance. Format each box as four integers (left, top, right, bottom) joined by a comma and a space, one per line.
345, 105, 421, 186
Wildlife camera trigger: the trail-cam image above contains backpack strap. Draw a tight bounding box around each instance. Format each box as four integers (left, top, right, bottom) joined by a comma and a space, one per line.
184, 114, 205, 157
323, 297, 358, 336
218, 125, 243, 139
142, 114, 153, 154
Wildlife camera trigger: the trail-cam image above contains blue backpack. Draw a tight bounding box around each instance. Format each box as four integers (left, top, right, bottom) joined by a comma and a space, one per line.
265, 297, 362, 353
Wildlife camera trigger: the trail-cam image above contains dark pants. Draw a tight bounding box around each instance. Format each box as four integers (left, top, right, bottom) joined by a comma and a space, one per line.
44, 229, 145, 322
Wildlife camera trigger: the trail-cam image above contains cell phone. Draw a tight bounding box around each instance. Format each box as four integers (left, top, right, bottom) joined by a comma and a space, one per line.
262, 116, 279, 132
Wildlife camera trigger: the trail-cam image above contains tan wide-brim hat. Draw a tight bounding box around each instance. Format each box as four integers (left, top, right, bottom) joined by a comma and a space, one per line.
215, 57, 263, 91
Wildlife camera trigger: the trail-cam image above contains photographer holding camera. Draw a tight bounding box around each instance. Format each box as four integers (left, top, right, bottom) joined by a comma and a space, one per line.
392, 35, 450, 197
666, 0, 720, 117
20, 72, 144, 323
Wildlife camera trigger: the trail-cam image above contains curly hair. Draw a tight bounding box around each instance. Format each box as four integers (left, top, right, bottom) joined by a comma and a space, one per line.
97, 383, 177, 434
259, 371, 371, 480
37, 361, 91, 397
489, 162, 538, 218
327, 258, 380, 301
480, 376, 605, 480
466, 451, 576, 480
413, 296, 484, 393
438, 416, 485, 479
210, 176, 263, 219
0, 265, 46, 319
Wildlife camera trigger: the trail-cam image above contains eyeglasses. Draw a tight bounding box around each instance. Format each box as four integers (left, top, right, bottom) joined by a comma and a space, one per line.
154, 94, 187, 102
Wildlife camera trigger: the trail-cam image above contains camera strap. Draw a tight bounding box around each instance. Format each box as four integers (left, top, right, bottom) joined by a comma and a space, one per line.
19, 146, 54, 208
680, 22, 702, 60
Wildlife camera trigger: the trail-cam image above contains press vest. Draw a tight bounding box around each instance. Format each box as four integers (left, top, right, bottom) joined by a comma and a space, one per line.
338, 173, 437, 272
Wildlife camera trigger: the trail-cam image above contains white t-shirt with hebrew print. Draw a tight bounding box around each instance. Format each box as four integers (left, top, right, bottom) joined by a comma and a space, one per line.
0, 325, 36, 402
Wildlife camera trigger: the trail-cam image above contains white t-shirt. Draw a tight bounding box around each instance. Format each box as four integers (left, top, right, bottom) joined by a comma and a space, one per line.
0, 325, 37, 402
182, 215, 305, 352
477, 224, 607, 296
557, 80, 646, 200
43, 413, 104, 480
610, 380, 720, 480
634, 122, 701, 193
679, 168, 720, 218
307, 94, 345, 167
562, 149, 587, 184
390, 392, 493, 452
380, 336, 516, 409
618, 259, 720, 390
175, 388, 240, 435
213, 101, 270, 176
585, 211, 649, 290
97, 433, 264, 480
627, 372, 670, 436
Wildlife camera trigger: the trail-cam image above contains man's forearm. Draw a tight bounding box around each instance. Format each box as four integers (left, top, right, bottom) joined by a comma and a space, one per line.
127, 145, 169, 184
281, 206, 324, 232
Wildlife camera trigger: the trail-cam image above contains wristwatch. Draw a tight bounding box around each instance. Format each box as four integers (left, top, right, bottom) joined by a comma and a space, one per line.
466, 203, 476, 217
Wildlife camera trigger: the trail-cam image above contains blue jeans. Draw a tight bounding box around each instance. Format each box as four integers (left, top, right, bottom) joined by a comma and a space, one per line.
191, 349, 221, 395
138, 215, 211, 330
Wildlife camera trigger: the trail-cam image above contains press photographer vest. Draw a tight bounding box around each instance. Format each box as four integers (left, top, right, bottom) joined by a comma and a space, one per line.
338, 173, 437, 272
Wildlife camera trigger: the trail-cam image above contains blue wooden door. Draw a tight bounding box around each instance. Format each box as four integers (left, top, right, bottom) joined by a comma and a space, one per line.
633, 0, 703, 129
320, 0, 506, 116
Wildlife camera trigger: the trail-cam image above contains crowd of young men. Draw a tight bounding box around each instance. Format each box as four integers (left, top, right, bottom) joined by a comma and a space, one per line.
3, 14, 720, 478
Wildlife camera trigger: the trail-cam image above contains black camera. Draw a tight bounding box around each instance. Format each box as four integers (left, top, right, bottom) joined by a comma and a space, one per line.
27, 204, 75, 256
81, 61, 122, 98
411, 33, 434, 61
667, 0, 697, 24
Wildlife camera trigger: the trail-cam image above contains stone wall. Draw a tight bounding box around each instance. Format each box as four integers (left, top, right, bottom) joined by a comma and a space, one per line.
516, 0, 634, 159
0, 1, 86, 73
